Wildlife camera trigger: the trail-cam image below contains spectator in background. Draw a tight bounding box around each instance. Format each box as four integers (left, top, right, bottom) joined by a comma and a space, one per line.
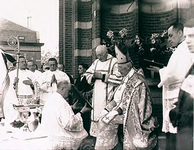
40, 58, 70, 105
75, 64, 92, 92
151, 22, 193, 150
27, 60, 42, 80
40, 63, 46, 73
57, 63, 64, 72
40, 80, 90, 150
74, 63, 93, 134
84, 45, 122, 139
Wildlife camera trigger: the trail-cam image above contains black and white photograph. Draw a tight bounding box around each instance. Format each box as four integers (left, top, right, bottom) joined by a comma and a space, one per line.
0, 0, 194, 149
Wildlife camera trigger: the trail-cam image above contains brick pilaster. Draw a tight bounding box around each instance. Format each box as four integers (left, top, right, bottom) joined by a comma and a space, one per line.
59, 0, 74, 76
139, 0, 177, 38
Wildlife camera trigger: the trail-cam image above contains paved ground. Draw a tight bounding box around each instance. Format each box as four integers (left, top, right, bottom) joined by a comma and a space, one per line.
78, 133, 166, 150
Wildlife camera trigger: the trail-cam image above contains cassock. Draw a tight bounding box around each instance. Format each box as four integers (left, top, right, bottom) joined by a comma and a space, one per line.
158, 40, 193, 133
170, 74, 194, 150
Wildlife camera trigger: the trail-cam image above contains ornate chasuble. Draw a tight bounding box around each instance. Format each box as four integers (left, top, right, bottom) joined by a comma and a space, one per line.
122, 70, 158, 150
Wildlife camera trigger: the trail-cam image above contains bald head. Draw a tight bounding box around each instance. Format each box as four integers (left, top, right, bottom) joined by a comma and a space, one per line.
95, 45, 108, 62
57, 80, 70, 89
57, 80, 71, 98
96, 45, 107, 54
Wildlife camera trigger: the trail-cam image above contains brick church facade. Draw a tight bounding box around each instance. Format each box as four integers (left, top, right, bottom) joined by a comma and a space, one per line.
59, 0, 194, 78
59, 0, 194, 130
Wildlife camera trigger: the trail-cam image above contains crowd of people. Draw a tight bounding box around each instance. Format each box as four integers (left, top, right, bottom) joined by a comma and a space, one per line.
0, 22, 193, 150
